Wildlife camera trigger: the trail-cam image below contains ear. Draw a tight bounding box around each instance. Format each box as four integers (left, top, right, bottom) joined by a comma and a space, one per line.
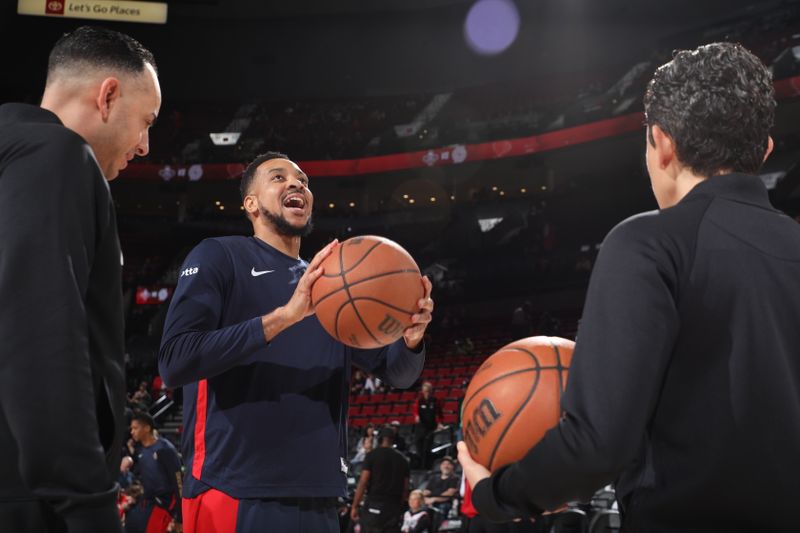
95, 77, 121, 122
651, 125, 676, 170
763, 136, 774, 163
243, 195, 258, 218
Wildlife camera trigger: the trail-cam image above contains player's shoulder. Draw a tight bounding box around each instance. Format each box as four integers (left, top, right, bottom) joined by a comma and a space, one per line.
607, 196, 708, 248
157, 437, 179, 453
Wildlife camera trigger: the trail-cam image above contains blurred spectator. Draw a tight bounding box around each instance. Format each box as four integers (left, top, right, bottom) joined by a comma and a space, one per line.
401, 490, 432, 533
413, 381, 444, 469
511, 301, 533, 339
352, 369, 367, 395
351, 424, 378, 469
364, 374, 384, 395
421, 456, 459, 517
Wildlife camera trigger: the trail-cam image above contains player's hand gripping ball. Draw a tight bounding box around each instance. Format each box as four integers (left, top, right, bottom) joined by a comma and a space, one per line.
311, 235, 424, 349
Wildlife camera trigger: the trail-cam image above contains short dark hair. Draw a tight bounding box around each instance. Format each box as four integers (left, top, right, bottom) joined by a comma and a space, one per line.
377, 425, 396, 443
47, 26, 157, 81
240, 151, 290, 202
131, 411, 155, 431
644, 42, 775, 177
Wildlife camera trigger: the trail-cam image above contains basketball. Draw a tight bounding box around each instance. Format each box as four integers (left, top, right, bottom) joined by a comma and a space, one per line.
311, 235, 424, 349
461, 336, 574, 471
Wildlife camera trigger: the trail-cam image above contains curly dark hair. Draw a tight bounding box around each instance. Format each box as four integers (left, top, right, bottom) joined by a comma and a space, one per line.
644, 42, 775, 177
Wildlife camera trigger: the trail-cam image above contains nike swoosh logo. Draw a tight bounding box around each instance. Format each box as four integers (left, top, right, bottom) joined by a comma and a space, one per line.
251, 268, 275, 277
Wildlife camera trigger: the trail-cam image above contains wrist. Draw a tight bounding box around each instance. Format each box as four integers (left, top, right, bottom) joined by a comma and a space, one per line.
261, 306, 295, 342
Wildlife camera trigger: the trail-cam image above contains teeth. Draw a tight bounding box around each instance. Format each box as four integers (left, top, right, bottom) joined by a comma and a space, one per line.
284, 196, 305, 208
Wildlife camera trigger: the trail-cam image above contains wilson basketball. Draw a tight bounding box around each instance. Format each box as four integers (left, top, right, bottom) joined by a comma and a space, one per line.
311, 235, 423, 349
461, 336, 574, 471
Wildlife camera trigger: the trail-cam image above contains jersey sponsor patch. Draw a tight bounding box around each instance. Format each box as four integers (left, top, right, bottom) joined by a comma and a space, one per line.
180, 266, 199, 277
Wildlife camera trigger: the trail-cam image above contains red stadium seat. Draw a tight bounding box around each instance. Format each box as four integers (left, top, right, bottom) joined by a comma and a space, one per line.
400, 415, 415, 425
442, 413, 458, 425
400, 391, 417, 402
449, 387, 466, 398
386, 392, 401, 403
348, 406, 362, 417
434, 389, 447, 399
371, 416, 388, 425
438, 377, 453, 388
350, 417, 368, 427
361, 405, 376, 416
442, 401, 459, 413
353, 395, 370, 404
377, 404, 392, 415
390, 403, 409, 416
370, 393, 386, 403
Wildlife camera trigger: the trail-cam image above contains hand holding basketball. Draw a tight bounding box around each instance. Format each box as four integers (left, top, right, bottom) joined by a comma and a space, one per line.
457, 440, 490, 489
402, 275, 433, 350
282, 239, 339, 323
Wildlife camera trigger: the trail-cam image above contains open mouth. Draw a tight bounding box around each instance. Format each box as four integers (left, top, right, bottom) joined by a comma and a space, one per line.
283, 194, 306, 210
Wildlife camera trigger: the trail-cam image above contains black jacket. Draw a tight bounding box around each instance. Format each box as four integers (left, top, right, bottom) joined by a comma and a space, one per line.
473, 174, 800, 532
0, 103, 125, 533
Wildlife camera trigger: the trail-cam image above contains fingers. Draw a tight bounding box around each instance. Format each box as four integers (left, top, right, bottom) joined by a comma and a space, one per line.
457, 441, 492, 489
307, 239, 338, 273
297, 239, 338, 292
417, 276, 434, 313
456, 441, 473, 465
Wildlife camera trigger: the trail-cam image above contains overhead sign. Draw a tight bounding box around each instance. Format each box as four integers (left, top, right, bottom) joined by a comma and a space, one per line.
18, 0, 168, 24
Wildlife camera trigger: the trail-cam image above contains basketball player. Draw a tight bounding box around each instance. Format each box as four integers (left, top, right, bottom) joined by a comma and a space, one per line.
124, 413, 182, 533
459, 42, 800, 531
0, 27, 161, 533
159, 152, 434, 532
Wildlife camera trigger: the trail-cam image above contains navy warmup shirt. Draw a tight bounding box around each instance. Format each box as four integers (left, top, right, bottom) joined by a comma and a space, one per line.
133, 438, 181, 507
159, 236, 425, 499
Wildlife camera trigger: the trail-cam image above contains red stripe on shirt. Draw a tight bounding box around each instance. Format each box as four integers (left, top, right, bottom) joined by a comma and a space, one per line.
192, 379, 208, 479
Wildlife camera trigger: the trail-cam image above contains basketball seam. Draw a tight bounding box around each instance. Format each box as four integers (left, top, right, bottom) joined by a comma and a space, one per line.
334, 239, 384, 276
460, 363, 565, 420
313, 268, 420, 306
338, 243, 381, 346
487, 348, 543, 470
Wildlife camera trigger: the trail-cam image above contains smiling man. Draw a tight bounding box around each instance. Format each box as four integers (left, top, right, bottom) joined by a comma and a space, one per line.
0, 26, 160, 533
159, 152, 434, 532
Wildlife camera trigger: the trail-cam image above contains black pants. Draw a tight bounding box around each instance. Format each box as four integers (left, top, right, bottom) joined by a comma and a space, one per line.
414, 425, 436, 469
0, 501, 68, 533
360, 500, 403, 533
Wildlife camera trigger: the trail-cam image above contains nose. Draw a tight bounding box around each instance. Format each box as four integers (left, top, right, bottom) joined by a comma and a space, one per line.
288, 176, 306, 191
134, 129, 150, 158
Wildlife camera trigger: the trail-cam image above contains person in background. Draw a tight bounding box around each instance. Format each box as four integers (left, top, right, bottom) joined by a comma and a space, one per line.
413, 381, 444, 469
351, 426, 410, 533
124, 412, 182, 533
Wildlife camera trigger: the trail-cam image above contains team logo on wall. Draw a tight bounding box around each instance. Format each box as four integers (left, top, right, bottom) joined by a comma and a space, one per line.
45, 0, 64, 14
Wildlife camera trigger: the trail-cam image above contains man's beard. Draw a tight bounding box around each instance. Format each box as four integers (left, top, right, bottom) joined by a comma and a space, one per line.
260, 206, 313, 237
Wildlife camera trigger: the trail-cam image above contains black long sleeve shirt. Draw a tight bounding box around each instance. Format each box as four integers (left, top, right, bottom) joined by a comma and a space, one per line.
473, 174, 800, 532
0, 104, 125, 533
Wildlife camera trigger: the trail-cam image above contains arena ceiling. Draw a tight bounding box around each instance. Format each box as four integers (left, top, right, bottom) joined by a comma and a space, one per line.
1, 0, 796, 102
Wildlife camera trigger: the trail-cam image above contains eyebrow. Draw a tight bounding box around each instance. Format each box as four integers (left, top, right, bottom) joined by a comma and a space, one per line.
268, 167, 308, 179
